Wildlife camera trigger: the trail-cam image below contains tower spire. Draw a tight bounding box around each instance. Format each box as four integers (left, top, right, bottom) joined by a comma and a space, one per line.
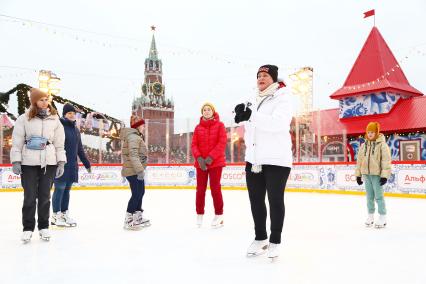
149, 26, 158, 60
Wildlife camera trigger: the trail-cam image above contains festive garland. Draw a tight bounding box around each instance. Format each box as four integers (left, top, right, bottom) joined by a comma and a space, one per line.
0, 84, 123, 137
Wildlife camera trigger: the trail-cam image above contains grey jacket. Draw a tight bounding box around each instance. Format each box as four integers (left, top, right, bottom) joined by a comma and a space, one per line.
120, 128, 147, 177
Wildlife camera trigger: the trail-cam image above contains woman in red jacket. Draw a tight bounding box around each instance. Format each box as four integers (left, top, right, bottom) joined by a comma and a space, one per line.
191, 102, 227, 228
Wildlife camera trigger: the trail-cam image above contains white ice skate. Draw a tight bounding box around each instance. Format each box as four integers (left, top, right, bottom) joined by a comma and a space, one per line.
63, 211, 77, 227
134, 211, 151, 228
123, 212, 139, 230
365, 214, 374, 227
196, 214, 203, 228
211, 215, 224, 229
21, 231, 32, 243
267, 243, 280, 261
247, 240, 268, 257
51, 212, 67, 227
375, 215, 387, 229
39, 229, 51, 241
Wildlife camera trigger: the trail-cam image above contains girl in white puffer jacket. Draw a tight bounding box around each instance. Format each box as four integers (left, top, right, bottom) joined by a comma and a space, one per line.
10, 88, 66, 243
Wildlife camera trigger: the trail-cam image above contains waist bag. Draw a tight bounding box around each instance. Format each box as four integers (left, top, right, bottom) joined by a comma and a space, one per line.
26, 136, 50, 150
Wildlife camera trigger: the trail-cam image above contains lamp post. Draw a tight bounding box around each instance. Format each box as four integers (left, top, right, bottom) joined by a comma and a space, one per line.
38, 70, 61, 95
290, 67, 314, 162
290, 67, 313, 115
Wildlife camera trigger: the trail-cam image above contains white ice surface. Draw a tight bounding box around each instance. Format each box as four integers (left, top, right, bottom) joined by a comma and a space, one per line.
1, 189, 426, 284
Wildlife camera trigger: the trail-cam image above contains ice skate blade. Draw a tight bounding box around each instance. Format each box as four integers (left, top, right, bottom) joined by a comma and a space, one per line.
39, 236, 50, 241
53, 225, 68, 228
211, 224, 224, 229
21, 239, 31, 244
365, 223, 374, 227
124, 226, 143, 231
124, 224, 150, 231
51, 222, 67, 227
246, 250, 267, 258
211, 221, 224, 229
375, 224, 386, 229
268, 256, 279, 262
139, 222, 151, 228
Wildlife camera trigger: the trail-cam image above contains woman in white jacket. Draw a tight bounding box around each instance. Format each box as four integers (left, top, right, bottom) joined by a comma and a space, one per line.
10, 88, 66, 243
234, 65, 293, 260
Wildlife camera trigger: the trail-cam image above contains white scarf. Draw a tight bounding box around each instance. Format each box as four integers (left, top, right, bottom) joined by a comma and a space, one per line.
251, 82, 279, 173
256, 82, 279, 103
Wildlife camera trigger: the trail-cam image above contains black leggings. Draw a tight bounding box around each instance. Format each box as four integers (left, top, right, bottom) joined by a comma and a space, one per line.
246, 162, 291, 244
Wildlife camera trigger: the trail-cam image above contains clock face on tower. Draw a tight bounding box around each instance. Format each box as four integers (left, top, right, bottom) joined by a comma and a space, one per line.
152, 82, 163, 96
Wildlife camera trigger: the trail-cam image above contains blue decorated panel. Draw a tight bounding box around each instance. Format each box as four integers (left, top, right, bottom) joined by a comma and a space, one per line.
339, 92, 402, 118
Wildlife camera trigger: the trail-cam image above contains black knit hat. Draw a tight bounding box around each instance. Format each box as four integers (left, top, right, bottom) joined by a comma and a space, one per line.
257, 65, 278, 82
62, 103, 76, 117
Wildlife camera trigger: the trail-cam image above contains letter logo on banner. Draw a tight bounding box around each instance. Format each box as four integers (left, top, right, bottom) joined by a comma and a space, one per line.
147, 166, 193, 185
77, 166, 123, 186
398, 169, 426, 192
1, 169, 22, 188
287, 169, 320, 187
335, 169, 359, 188
221, 166, 246, 187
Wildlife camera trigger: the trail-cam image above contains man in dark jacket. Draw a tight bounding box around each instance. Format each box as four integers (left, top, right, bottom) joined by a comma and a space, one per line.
51, 103, 91, 227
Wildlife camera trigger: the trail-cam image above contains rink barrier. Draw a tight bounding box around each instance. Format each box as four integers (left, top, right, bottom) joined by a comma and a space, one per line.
1, 162, 426, 198
1, 185, 426, 199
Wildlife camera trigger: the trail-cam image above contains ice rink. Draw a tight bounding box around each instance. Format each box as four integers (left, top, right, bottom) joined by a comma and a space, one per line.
1, 189, 426, 284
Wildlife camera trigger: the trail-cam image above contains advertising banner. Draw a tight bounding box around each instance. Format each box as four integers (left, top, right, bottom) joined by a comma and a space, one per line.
1, 163, 425, 195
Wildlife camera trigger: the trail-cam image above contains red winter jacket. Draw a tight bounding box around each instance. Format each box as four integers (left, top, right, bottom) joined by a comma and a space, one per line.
191, 112, 227, 169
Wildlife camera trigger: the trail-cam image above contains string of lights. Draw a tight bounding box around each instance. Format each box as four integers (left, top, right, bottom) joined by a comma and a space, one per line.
0, 14, 299, 71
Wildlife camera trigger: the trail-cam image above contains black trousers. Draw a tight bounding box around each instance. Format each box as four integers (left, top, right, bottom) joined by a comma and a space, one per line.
246, 162, 291, 244
21, 165, 57, 231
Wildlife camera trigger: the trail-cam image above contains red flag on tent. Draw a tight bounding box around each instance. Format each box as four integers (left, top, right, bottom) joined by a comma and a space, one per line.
363, 9, 375, 18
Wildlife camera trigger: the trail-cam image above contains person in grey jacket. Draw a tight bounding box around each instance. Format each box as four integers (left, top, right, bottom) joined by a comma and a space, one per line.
120, 115, 150, 230
10, 88, 66, 243
234, 65, 294, 260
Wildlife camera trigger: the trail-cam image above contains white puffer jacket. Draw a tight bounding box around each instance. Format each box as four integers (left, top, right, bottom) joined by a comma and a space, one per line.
242, 87, 295, 168
10, 111, 66, 167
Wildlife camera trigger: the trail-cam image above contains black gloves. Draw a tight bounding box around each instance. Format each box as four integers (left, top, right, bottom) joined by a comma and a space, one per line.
234, 103, 245, 114
234, 103, 252, 123
356, 176, 387, 186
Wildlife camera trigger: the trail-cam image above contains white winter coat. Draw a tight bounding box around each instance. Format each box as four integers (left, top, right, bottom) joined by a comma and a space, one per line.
10, 111, 66, 167
242, 87, 295, 168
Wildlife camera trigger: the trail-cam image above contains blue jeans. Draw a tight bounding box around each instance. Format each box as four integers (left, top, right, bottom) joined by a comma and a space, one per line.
52, 180, 74, 213
126, 175, 145, 213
